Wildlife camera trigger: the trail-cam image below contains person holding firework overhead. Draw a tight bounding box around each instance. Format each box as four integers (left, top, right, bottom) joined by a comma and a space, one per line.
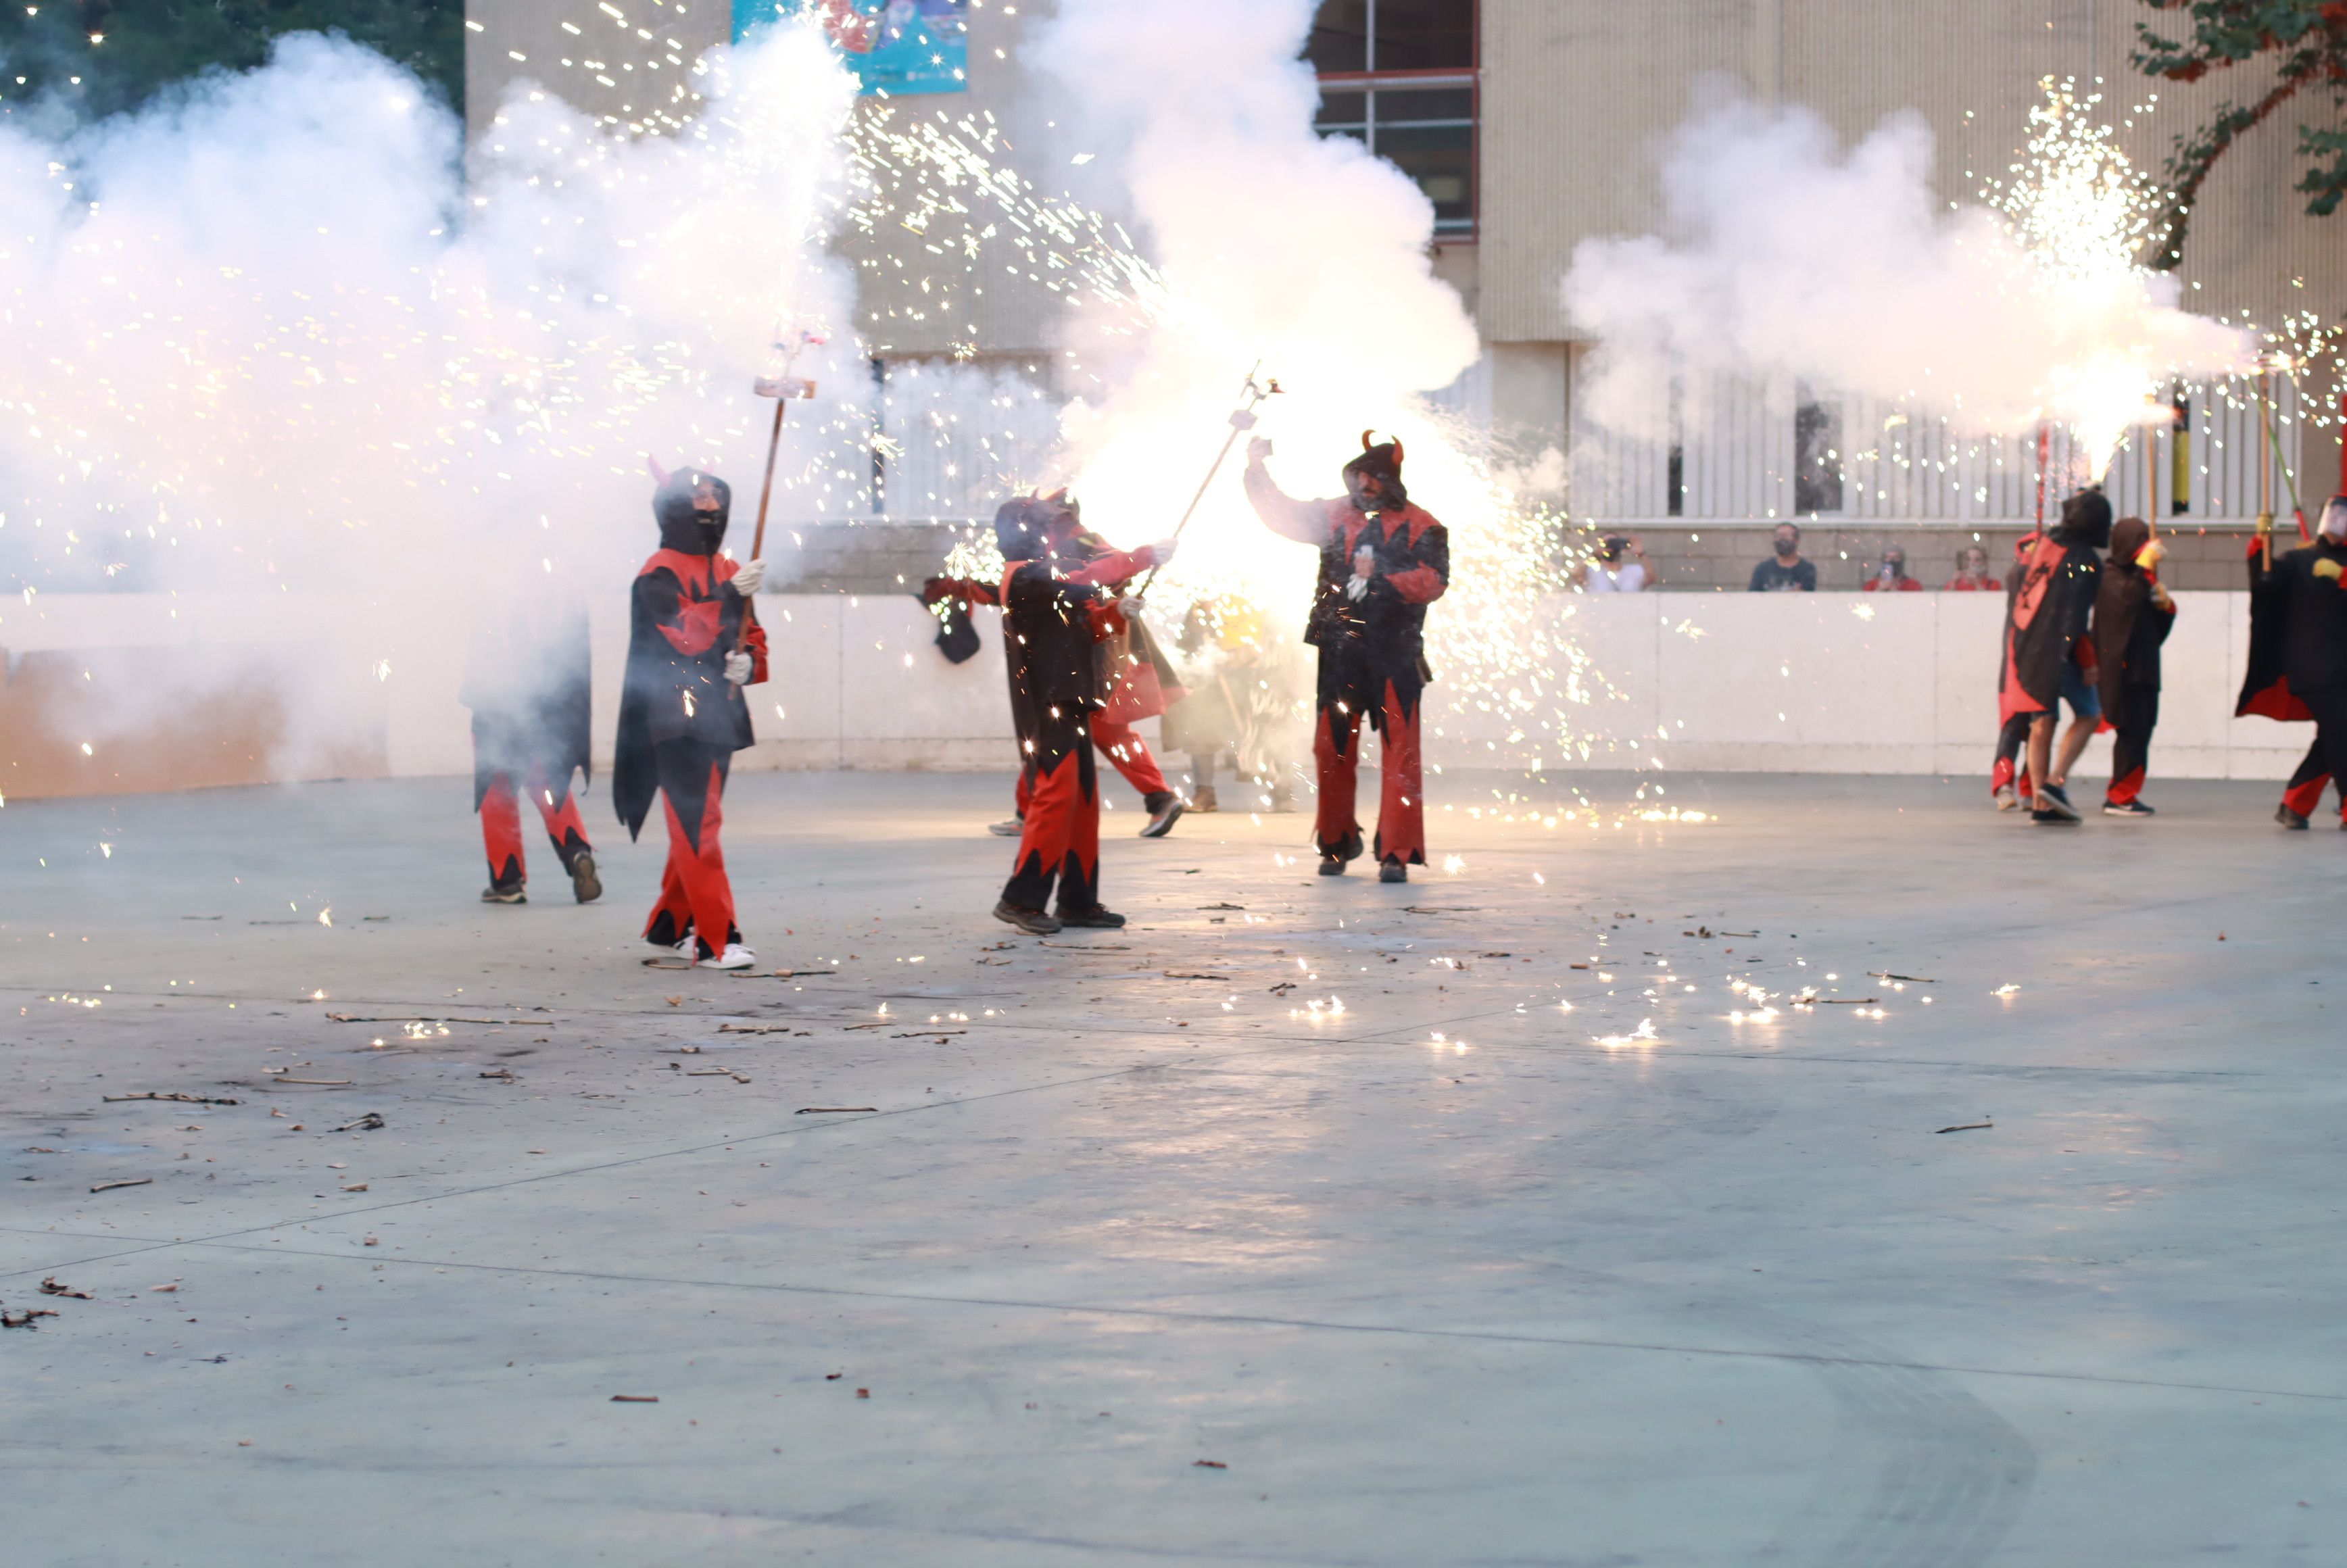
1244, 431, 1449, 881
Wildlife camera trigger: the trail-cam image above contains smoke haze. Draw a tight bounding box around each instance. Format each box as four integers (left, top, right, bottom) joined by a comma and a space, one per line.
1562, 96, 2254, 472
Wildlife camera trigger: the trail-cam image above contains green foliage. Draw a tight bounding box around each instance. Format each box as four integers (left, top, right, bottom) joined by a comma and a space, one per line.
0, 0, 464, 124
2131, 0, 2347, 267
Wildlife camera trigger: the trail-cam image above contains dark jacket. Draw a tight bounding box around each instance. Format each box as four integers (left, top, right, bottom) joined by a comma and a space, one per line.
613, 471, 769, 839
462, 595, 592, 810
2094, 518, 2175, 711
1999, 495, 2108, 722
1243, 465, 1449, 675
2240, 537, 2347, 718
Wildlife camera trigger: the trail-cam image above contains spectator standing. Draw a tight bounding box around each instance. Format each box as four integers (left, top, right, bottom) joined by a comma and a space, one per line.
1862, 545, 1923, 592
1749, 523, 1816, 591
1945, 545, 2000, 591
1575, 533, 1650, 592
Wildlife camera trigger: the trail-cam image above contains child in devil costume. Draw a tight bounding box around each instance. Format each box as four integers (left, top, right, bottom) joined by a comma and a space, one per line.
2093, 516, 2176, 816
2240, 494, 2347, 828
613, 468, 769, 969
991, 497, 1176, 934
1244, 431, 1449, 881
462, 593, 600, 904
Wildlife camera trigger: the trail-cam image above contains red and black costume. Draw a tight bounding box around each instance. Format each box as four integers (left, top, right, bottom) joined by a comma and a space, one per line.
462, 598, 597, 902
1245, 435, 1448, 873
2093, 517, 2176, 808
1998, 497, 2105, 733
613, 470, 769, 960
2238, 499, 2347, 826
987, 500, 1160, 926
923, 504, 1183, 835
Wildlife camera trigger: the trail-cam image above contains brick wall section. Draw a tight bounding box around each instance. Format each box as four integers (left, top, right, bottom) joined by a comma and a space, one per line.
1603, 522, 2269, 593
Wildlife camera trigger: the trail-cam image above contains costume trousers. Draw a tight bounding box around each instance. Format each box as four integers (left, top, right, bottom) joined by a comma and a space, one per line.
2300, 686, 2347, 814
1015, 715, 1167, 814
1313, 679, 1426, 866
643, 741, 738, 959
2105, 687, 2158, 806
480, 765, 589, 887
1004, 709, 1100, 913
1991, 712, 2032, 795
2280, 739, 2340, 820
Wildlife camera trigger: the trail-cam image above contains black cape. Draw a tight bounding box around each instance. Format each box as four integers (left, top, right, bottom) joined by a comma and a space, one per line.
2239, 537, 2347, 720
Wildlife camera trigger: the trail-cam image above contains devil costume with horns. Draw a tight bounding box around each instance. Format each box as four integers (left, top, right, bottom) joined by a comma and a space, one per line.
613, 467, 769, 969
1244, 432, 1449, 881
2239, 494, 2347, 828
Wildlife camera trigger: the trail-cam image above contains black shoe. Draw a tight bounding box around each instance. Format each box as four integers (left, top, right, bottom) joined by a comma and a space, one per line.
1055, 904, 1128, 929
992, 900, 1061, 935
568, 850, 603, 903
481, 881, 526, 904
1378, 858, 1407, 883
2032, 783, 2080, 823
2102, 799, 2154, 817
1317, 854, 1347, 876
1138, 793, 1185, 839
2277, 803, 2310, 829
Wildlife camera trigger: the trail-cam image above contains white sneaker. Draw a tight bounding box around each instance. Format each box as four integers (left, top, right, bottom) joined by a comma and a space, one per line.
699, 942, 756, 971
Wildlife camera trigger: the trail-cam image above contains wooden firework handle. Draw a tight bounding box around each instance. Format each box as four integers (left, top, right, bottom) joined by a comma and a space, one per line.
737, 397, 787, 655
1133, 363, 1276, 600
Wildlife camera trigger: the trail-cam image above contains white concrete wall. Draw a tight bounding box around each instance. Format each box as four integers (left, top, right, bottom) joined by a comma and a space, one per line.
3, 589, 2313, 786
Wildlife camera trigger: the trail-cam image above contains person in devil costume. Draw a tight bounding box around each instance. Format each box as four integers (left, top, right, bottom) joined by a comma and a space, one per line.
1244, 431, 1449, 881
462, 592, 600, 904
612, 467, 769, 969
990, 497, 1176, 934
2240, 494, 2347, 829
2093, 516, 2177, 816
1998, 489, 2109, 825
924, 492, 1187, 841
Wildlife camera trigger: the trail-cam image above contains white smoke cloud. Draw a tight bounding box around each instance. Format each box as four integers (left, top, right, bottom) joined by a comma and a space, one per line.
1024, 0, 1481, 581
0, 24, 865, 765
1562, 95, 2254, 472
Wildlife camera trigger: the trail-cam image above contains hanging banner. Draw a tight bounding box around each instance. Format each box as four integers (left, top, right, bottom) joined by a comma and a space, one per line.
734, 1, 969, 97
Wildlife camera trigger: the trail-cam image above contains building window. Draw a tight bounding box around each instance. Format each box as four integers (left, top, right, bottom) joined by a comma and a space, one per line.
1307, 1, 1476, 237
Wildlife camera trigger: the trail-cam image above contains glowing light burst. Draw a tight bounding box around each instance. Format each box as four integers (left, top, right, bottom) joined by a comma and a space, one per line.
1982, 78, 2256, 471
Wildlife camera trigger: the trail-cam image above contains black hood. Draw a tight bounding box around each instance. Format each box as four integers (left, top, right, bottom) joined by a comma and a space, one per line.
994, 497, 1046, 561
654, 469, 731, 556
2056, 488, 2112, 549
1342, 435, 1408, 508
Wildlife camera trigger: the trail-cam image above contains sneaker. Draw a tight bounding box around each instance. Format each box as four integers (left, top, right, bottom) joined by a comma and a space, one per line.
1055, 904, 1128, 929
1138, 793, 1186, 839
2032, 783, 2080, 823
481, 881, 527, 904
1189, 785, 1220, 814
992, 900, 1061, 935
568, 851, 602, 904
2277, 803, 2310, 829
1993, 785, 2019, 812
1378, 858, 1408, 883
1267, 786, 1296, 814
1317, 854, 1347, 876
2102, 799, 2155, 816
987, 816, 1025, 838
698, 942, 756, 971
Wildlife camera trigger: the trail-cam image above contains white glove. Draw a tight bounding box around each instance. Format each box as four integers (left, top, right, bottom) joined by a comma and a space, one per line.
729, 558, 766, 597
1345, 575, 1370, 602
1148, 537, 1180, 568
723, 650, 754, 685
